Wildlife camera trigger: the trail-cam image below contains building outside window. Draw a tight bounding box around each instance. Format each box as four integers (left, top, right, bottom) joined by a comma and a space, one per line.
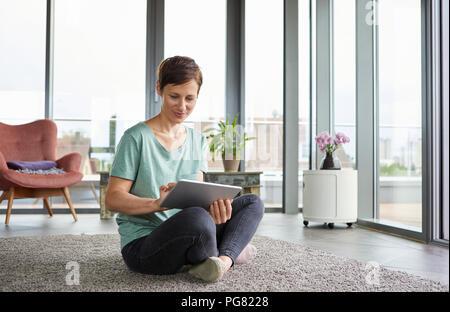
298, 0, 312, 208
52, 0, 147, 209
245, 0, 284, 208
164, 0, 226, 171
377, 0, 423, 230
0, 0, 46, 210
333, 0, 356, 169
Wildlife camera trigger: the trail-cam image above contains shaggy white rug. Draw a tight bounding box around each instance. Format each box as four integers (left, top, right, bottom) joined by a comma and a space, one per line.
0, 234, 448, 292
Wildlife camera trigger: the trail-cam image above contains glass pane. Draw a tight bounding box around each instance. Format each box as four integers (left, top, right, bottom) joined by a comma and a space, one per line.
54, 121, 99, 208
0, 0, 46, 210
443, 0, 450, 240
311, 0, 317, 169
53, 0, 147, 208
333, 0, 356, 169
298, 0, 311, 207
0, 0, 46, 124
245, 0, 284, 208
164, 0, 226, 171
377, 0, 422, 230
54, 0, 146, 120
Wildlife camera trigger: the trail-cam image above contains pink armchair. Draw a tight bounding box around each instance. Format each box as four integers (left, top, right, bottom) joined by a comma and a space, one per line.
0, 119, 83, 224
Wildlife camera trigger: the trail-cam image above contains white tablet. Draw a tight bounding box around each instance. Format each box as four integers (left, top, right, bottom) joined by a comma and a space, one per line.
160, 179, 242, 209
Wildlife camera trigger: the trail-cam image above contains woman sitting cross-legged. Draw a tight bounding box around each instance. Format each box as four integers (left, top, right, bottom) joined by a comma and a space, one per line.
105, 56, 264, 282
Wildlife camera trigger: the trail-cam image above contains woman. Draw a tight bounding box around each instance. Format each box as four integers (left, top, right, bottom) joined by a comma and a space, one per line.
105, 56, 264, 282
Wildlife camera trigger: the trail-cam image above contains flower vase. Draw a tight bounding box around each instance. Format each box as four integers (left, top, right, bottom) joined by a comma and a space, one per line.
320, 152, 341, 170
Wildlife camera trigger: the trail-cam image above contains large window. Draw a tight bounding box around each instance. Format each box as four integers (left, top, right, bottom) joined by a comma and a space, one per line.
443, 0, 450, 241
0, 0, 46, 210
298, 0, 312, 207
311, 0, 317, 170
52, 0, 147, 209
333, 0, 356, 169
245, 0, 284, 208
164, 0, 226, 170
377, 0, 422, 230
0, 0, 46, 125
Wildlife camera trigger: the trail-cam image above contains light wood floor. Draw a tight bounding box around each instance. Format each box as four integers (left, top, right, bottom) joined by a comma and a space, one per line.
263, 202, 422, 228
1, 202, 423, 228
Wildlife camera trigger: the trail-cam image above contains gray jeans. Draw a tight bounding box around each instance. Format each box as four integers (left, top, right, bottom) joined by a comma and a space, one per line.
121, 193, 264, 275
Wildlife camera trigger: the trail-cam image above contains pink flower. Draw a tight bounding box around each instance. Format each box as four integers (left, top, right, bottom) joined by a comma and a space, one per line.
315, 131, 349, 154
326, 136, 333, 144
315, 136, 323, 145
318, 131, 330, 140
335, 132, 345, 140
315, 131, 331, 145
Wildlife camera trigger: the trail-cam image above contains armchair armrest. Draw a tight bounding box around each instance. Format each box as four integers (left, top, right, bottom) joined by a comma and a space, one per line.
0, 151, 8, 171
56, 152, 82, 172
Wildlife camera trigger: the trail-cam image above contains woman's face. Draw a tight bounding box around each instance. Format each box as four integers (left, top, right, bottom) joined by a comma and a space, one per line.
157, 79, 199, 123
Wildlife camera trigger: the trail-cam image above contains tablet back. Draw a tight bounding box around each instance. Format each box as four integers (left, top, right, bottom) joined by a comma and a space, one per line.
160, 179, 242, 209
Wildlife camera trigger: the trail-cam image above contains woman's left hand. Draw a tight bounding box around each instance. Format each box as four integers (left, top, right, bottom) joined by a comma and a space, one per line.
208, 198, 233, 224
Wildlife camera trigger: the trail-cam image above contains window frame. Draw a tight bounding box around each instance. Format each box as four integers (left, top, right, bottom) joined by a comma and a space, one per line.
355, 0, 445, 245
6, 0, 444, 243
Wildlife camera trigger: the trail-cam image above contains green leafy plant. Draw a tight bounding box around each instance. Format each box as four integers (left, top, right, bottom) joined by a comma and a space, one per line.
379, 162, 409, 177
203, 113, 256, 162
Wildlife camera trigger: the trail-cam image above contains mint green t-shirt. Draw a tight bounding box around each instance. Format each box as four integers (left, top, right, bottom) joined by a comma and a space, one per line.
109, 121, 208, 250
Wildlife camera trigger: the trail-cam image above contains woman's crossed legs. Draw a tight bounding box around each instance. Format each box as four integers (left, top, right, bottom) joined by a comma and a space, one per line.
121, 193, 264, 277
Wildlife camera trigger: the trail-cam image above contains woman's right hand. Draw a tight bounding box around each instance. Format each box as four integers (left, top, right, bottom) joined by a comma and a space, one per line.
153, 182, 177, 212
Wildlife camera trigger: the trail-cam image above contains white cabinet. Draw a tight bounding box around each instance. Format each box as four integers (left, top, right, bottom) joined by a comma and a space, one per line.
302, 170, 357, 228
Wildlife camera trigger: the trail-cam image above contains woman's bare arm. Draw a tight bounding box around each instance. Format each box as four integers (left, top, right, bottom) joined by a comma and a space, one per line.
105, 176, 171, 215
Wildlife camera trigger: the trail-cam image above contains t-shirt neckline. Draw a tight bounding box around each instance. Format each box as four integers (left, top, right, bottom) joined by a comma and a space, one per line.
142, 121, 189, 153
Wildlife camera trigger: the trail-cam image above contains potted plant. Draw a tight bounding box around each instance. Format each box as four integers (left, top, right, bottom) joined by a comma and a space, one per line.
203, 113, 256, 172
315, 131, 350, 170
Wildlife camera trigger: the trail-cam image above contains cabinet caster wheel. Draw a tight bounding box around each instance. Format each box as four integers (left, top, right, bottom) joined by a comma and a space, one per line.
328, 223, 334, 229
303, 221, 309, 227
346, 223, 353, 227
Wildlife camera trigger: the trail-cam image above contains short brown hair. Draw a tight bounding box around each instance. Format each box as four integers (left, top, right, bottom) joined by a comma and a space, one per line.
157, 56, 203, 94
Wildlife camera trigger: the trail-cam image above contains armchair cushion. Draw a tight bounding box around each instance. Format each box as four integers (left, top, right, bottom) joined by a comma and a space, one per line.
1, 170, 83, 189
17, 168, 66, 175
7, 160, 58, 171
